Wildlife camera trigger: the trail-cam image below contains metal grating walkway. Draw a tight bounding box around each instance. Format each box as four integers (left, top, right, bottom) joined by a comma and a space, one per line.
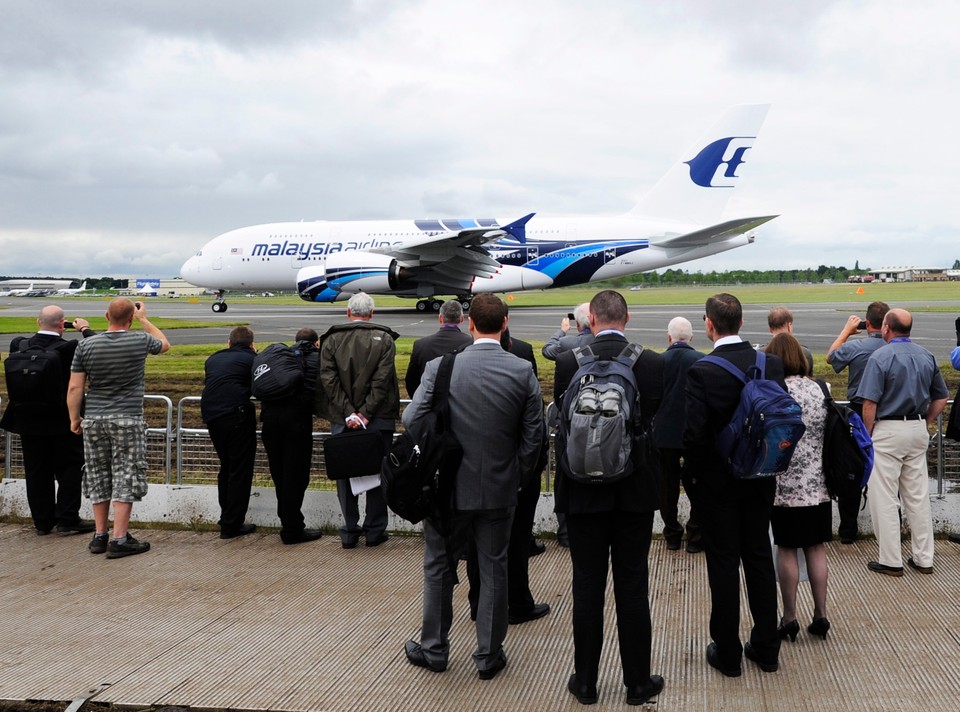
1, 525, 958, 711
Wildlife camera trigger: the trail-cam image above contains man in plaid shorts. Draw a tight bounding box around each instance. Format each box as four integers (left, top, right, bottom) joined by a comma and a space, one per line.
67, 298, 170, 558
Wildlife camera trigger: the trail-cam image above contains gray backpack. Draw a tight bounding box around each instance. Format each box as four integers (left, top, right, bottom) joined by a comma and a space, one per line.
557, 344, 643, 484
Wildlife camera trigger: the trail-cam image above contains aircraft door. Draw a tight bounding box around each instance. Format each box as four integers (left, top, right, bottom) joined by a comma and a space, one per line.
213, 256, 222, 271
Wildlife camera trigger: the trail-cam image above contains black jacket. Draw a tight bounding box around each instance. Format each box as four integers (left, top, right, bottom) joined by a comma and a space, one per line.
405, 326, 471, 397
200, 343, 256, 423
653, 341, 705, 450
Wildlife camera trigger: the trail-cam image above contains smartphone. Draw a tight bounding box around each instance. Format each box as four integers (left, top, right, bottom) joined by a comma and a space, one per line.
858, 320, 867, 330
567, 313, 575, 321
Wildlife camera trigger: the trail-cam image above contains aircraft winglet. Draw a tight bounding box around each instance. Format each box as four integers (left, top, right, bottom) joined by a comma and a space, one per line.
501, 213, 535, 244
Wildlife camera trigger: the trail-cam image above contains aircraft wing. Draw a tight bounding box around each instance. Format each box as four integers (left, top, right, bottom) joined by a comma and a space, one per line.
371, 213, 535, 288
650, 215, 778, 248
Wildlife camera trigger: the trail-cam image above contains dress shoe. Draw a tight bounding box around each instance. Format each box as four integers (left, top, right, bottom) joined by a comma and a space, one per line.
706, 642, 741, 677
341, 540, 358, 549
403, 640, 447, 672
478, 650, 507, 680
529, 539, 546, 557
567, 674, 598, 705
948, 532, 960, 545
509, 602, 550, 625
907, 557, 933, 574
220, 523, 257, 539
808, 617, 831, 640
35, 527, 53, 536
664, 538, 682, 551
777, 618, 800, 642
839, 536, 856, 545
626, 675, 664, 705
557, 537, 570, 548
366, 533, 389, 547
56, 521, 96, 536
281, 528, 323, 545
685, 541, 704, 554
744, 642, 778, 673
867, 560, 903, 577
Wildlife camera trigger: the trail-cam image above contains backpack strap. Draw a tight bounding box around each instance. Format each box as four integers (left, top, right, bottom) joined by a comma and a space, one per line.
701, 354, 747, 384
702, 351, 768, 383
615, 343, 644, 368
572, 345, 596, 368
433, 351, 457, 411
815, 378, 832, 403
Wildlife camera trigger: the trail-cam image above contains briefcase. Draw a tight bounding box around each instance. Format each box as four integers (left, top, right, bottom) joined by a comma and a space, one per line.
323, 428, 385, 480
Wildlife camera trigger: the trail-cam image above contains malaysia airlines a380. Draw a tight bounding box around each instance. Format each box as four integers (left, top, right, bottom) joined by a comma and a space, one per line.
181, 105, 776, 313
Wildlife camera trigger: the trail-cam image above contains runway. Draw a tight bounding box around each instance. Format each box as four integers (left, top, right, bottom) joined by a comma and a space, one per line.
1, 295, 958, 362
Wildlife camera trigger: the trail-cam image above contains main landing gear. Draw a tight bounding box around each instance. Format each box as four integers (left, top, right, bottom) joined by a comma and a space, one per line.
415, 297, 472, 313
211, 291, 228, 313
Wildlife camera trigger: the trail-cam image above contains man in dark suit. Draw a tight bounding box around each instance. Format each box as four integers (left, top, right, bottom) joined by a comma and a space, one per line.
554, 290, 665, 706
0, 305, 95, 535
683, 293, 785, 677
403, 294, 543, 681
653, 316, 704, 553
201, 326, 258, 540
404, 300, 471, 397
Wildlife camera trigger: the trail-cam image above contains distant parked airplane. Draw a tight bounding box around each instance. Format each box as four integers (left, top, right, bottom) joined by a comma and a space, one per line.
0, 282, 35, 297
181, 105, 776, 313
56, 280, 89, 295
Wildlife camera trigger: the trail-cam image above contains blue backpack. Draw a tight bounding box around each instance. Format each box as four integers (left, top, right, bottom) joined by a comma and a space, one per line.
702, 351, 806, 479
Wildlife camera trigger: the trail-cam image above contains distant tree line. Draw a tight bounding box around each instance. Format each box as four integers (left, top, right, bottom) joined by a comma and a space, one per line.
610, 264, 872, 288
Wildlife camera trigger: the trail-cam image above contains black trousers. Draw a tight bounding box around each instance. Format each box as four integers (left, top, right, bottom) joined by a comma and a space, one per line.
837, 401, 865, 540
467, 478, 541, 616
261, 421, 313, 535
206, 406, 257, 533
20, 429, 84, 531
658, 448, 700, 546
567, 510, 654, 687
687, 474, 780, 668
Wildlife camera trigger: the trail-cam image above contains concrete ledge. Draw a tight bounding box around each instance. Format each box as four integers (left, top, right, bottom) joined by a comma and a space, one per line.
3, 478, 959, 535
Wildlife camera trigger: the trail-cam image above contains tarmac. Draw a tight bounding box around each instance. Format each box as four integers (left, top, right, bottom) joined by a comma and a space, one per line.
2, 523, 959, 712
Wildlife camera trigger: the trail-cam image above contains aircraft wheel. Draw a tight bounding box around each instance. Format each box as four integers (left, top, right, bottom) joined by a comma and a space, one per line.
212, 302, 227, 313
460, 299, 471, 312
416, 300, 428, 312
431, 300, 441, 312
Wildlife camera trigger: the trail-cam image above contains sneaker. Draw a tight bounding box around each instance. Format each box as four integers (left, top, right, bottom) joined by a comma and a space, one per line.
89, 533, 109, 555
106, 534, 151, 559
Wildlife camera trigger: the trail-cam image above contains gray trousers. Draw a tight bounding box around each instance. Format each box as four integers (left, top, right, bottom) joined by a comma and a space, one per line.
419, 507, 514, 672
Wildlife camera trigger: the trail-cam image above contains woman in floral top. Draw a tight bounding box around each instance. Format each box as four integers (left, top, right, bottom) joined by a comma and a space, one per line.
764, 334, 832, 642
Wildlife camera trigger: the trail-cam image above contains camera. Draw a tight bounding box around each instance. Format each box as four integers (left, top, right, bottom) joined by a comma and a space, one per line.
858, 320, 868, 330
567, 313, 576, 321
135, 301, 142, 309
64, 320, 74, 329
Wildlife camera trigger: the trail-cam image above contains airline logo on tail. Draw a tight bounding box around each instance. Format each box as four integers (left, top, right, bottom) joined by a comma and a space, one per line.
685, 136, 757, 188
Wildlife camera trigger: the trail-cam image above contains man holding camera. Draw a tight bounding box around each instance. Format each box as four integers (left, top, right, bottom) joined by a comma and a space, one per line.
67, 298, 169, 558
826, 301, 890, 544
1, 305, 95, 535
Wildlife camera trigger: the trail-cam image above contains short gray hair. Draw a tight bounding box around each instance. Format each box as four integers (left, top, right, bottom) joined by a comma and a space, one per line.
439, 300, 464, 324
667, 316, 693, 342
347, 292, 375, 317
573, 303, 590, 330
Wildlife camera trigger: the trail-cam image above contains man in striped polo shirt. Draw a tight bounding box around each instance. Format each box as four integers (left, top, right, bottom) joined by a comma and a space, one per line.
67, 298, 170, 558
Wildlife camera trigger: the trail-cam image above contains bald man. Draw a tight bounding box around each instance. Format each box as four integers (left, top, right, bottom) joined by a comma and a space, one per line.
1, 305, 95, 535
858, 308, 947, 577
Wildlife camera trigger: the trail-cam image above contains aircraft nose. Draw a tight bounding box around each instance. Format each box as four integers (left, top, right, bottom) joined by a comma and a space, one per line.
180, 255, 197, 279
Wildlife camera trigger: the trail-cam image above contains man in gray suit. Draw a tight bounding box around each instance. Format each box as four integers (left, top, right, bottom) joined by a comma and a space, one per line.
402, 293, 544, 680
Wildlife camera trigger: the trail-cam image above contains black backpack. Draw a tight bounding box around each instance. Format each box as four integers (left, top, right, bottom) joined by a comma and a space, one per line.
815, 380, 874, 502
4, 340, 64, 406
251, 343, 305, 400
381, 351, 462, 527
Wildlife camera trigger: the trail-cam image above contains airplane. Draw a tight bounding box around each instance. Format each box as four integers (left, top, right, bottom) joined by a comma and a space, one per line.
181, 105, 776, 313
0, 282, 35, 297
56, 280, 89, 295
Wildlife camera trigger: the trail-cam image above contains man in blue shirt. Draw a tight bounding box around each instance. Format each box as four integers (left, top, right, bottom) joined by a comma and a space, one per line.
858, 308, 948, 577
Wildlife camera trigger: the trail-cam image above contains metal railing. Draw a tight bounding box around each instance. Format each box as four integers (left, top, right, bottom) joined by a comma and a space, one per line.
2, 395, 957, 498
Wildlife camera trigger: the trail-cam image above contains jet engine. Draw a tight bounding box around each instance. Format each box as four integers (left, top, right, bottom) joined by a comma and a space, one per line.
297, 252, 402, 302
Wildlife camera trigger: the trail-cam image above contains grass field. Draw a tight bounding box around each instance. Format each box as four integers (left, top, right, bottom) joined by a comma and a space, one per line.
2, 283, 958, 414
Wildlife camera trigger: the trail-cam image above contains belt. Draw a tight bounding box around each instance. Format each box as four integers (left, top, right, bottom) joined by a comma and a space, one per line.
878, 414, 925, 421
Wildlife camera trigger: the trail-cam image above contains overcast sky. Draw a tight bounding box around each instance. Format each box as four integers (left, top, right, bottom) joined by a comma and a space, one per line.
2, 0, 958, 280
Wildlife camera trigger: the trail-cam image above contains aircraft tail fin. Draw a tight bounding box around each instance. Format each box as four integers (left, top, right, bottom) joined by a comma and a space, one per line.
632, 104, 770, 226
501, 213, 535, 244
